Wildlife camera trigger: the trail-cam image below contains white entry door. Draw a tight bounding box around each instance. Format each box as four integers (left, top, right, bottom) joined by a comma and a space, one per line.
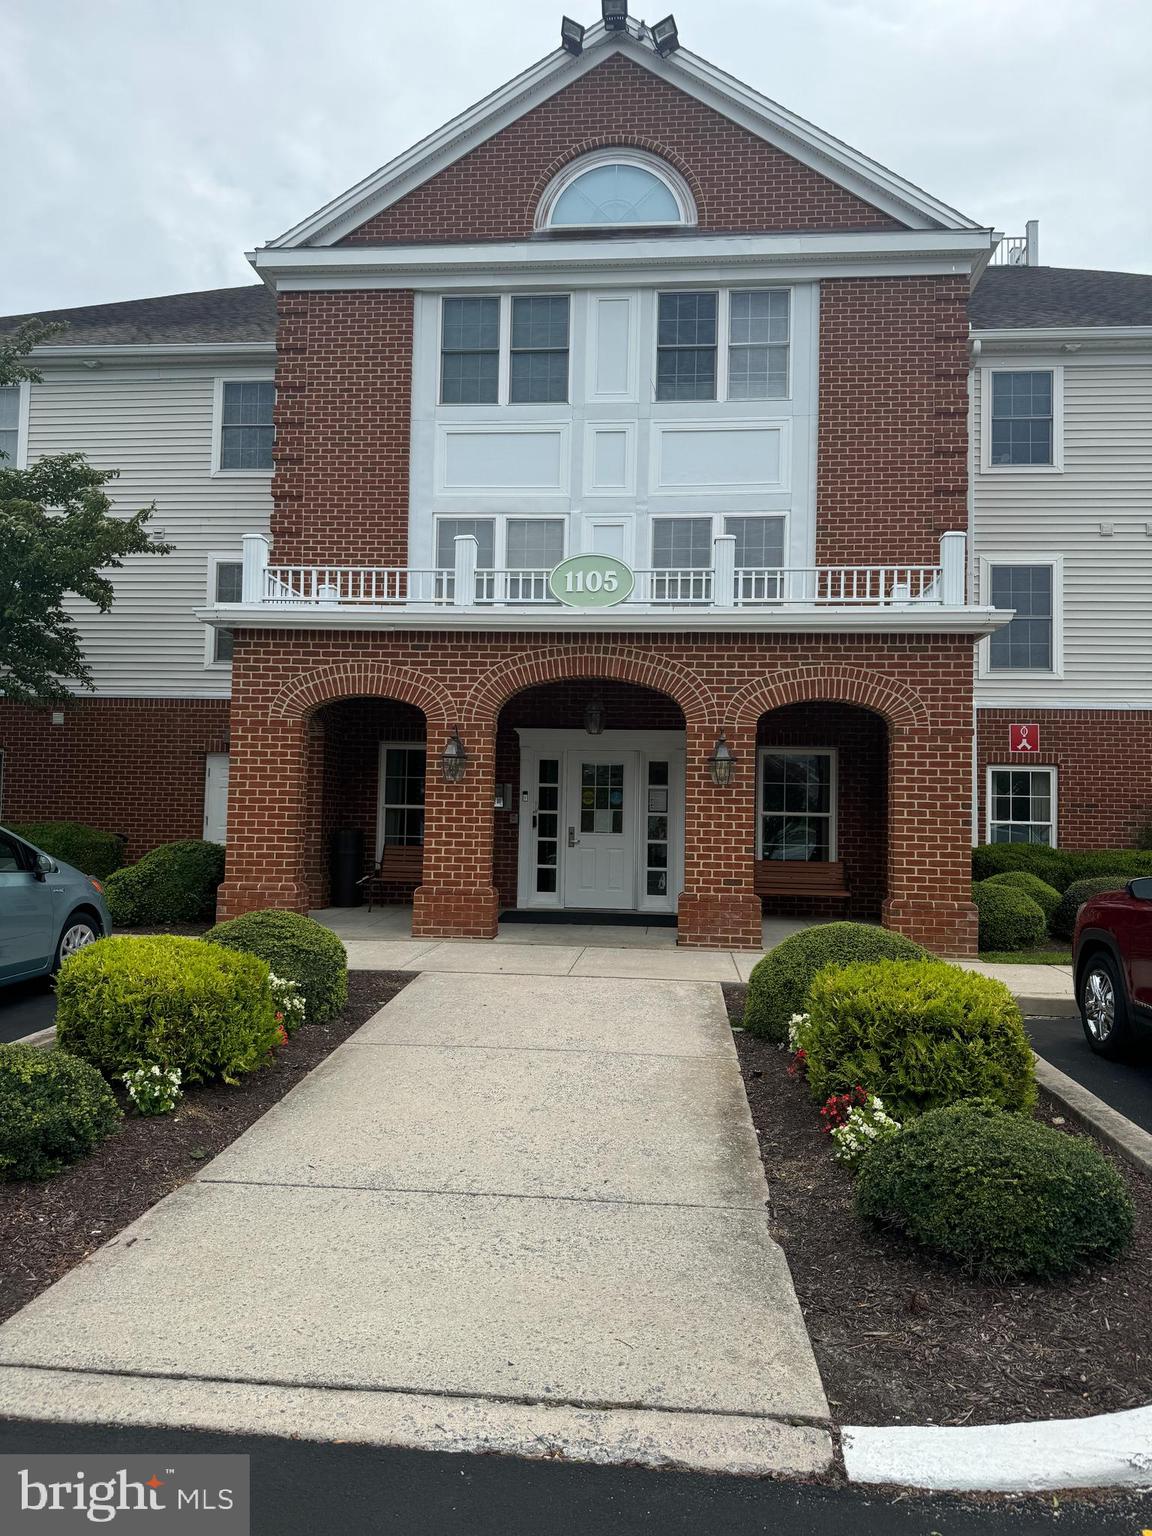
562, 750, 638, 910
203, 753, 230, 845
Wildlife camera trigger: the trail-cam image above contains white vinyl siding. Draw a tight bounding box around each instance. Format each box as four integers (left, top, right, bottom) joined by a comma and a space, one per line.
973, 359, 1152, 707
24, 362, 274, 698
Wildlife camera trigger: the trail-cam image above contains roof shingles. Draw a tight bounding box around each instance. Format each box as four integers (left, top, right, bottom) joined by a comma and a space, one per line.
970, 266, 1152, 330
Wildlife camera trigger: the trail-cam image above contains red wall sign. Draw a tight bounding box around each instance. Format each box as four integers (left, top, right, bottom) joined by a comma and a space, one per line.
1009, 722, 1040, 754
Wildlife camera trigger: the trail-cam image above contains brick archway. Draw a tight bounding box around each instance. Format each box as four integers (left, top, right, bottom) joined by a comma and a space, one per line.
464, 647, 715, 727
728, 665, 930, 736
268, 661, 455, 728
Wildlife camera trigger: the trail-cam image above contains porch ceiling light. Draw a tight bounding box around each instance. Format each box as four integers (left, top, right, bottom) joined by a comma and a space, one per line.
651, 14, 680, 54
584, 695, 606, 735
601, 0, 628, 31
561, 16, 585, 54
708, 733, 735, 788
441, 727, 470, 783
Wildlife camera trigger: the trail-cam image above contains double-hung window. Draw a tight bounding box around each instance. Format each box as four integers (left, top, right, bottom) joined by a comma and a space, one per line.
435, 516, 565, 601
440, 295, 569, 405
208, 559, 243, 665
759, 750, 835, 861
218, 381, 274, 471
0, 385, 20, 464
656, 290, 790, 401
380, 745, 427, 849
989, 370, 1055, 467
651, 515, 786, 603
988, 767, 1056, 845
987, 563, 1056, 672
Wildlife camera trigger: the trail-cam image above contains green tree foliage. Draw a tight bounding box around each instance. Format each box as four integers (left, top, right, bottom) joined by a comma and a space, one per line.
0, 320, 169, 703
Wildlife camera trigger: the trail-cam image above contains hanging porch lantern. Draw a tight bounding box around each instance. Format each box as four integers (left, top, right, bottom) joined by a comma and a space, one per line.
441, 727, 470, 783
707, 733, 735, 787
583, 695, 606, 736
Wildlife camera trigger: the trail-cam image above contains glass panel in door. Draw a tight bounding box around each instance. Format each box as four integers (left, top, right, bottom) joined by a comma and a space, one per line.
563, 750, 637, 910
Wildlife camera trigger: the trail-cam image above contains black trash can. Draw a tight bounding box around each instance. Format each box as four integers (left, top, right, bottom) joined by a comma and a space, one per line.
329, 827, 364, 908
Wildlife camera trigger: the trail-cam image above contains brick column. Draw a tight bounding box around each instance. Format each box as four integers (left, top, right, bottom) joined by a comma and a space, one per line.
412, 720, 500, 939
216, 711, 319, 920
882, 726, 978, 957
677, 722, 762, 949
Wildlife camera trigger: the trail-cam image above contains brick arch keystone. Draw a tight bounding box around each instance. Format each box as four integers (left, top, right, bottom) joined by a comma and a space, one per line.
528, 136, 707, 226
728, 666, 930, 736
268, 662, 456, 727
464, 648, 715, 726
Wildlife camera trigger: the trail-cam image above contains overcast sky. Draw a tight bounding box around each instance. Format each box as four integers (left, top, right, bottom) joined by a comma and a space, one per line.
4, 0, 1149, 316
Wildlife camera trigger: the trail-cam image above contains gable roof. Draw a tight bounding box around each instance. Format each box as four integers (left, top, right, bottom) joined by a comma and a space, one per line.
0, 285, 276, 346
970, 266, 1152, 330
267, 20, 980, 249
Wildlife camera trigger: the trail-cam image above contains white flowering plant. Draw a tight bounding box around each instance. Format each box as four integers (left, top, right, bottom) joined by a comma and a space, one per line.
829, 1094, 903, 1168
123, 1064, 183, 1116
786, 1012, 810, 1053
268, 973, 306, 1037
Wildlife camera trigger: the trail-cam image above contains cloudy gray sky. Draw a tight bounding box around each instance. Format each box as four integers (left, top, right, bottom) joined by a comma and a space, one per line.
4, 0, 1149, 315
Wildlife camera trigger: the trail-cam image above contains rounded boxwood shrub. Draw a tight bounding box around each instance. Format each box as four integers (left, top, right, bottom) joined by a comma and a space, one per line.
1065, 850, 1152, 884
56, 935, 280, 1084
856, 1099, 1134, 1281
971, 842, 1072, 891
972, 882, 1047, 953
804, 960, 1035, 1119
1050, 877, 1130, 942
7, 821, 125, 881
982, 870, 1061, 923
205, 909, 347, 1028
0, 1043, 122, 1181
104, 840, 225, 926
743, 922, 934, 1043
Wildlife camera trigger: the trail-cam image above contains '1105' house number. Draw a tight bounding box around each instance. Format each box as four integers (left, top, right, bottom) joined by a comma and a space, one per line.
548, 555, 636, 608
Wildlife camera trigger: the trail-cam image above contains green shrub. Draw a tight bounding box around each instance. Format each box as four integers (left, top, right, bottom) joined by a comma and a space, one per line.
743, 922, 933, 1043
856, 1099, 1133, 1280
56, 935, 279, 1084
0, 1043, 122, 1180
971, 843, 1072, 890
1136, 820, 1152, 852
1064, 850, 1152, 884
982, 870, 1061, 923
8, 821, 125, 881
205, 909, 347, 1027
804, 960, 1035, 1120
972, 882, 1048, 952
1050, 877, 1130, 942
104, 840, 225, 926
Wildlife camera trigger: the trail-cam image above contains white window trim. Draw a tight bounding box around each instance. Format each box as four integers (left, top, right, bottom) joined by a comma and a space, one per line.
205, 553, 244, 668
438, 293, 572, 407
980, 364, 1064, 474
376, 741, 428, 859
433, 513, 568, 570
655, 287, 793, 404
211, 375, 275, 476
534, 149, 696, 233
985, 764, 1059, 848
756, 746, 838, 861
650, 511, 791, 568
978, 553, 1065, 681
0, 380, 31, 469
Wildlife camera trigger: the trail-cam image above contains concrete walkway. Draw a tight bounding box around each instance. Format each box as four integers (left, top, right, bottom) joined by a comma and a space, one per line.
0, 970, 832, 1477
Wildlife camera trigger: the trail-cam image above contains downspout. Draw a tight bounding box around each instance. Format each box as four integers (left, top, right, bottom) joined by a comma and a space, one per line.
968, 336, 981, 848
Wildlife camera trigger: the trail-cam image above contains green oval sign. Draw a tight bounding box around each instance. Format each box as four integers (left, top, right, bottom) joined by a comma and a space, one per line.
549, 554, 635, 608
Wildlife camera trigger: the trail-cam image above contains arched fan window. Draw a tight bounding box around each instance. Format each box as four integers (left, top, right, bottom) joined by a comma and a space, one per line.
537, 152, 695, 231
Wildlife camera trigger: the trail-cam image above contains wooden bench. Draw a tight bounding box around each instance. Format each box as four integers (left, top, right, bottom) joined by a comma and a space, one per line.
358, 845, 424, 909
755, 860, 850, 902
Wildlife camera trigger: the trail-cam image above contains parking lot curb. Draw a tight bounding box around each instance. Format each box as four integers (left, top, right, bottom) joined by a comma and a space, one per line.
1032, 1052, 1152, 1173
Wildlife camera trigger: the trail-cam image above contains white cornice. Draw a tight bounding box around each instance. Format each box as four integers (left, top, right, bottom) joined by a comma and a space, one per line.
264, 25, 980, 250
972, 325, 1152, 355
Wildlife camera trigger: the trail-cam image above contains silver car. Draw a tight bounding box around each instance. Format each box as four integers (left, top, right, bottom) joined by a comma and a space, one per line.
0, 825, 112, 984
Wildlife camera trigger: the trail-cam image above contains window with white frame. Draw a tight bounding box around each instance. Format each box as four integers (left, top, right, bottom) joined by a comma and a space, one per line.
218, 381, 274, 471
0, 386, 19, 463
440, 295, 569, 405
656, 290, 790, 402
380, 745, 426, 849
435, 516, 565, 600
987, 563, 1055, 671
541, 156, 691, 229
652, 515, 785, 569
759, 750, 835, 861
989, 370, 1054, 466
208, 559, 243, 664
988, 767, 1056, 845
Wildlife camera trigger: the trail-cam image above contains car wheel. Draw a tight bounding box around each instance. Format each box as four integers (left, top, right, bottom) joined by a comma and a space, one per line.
53, 915, 101, 972
1079, 952, 1131, 1058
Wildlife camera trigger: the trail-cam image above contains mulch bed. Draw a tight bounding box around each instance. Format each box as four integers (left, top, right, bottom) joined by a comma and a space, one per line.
721, 982, 1152, 1428
0, 970, 411, 1326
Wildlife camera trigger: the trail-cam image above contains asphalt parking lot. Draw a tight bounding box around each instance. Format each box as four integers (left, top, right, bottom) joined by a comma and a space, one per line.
1027, 1014, 1152, 1134
0, 976, 56, 1043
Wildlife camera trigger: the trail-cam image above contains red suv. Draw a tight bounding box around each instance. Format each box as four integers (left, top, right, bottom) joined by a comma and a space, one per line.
1074, 877, 1152, 1057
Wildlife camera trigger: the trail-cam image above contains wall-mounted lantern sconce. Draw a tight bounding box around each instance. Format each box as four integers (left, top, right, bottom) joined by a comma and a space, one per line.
441, 727, 470, 783
707, 733, 735, 787
583, 695, 606, 736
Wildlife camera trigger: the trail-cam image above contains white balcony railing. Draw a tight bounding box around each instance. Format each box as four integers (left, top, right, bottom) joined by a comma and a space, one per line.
990, 219, 1039, 267
237, 531, 970, 614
